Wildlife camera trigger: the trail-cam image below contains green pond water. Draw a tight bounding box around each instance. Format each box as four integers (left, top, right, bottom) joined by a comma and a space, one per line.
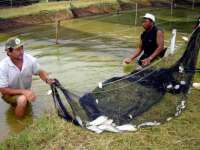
0, 7, 199, 141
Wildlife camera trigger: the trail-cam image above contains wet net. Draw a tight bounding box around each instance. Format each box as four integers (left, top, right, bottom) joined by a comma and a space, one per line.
51, 25, 200, 132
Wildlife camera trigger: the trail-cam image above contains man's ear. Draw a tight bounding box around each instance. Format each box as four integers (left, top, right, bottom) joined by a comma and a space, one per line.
150, 21, 154, 26
6, 48, 12, 56
8, 47, 13, 52
6, 51, 10, 56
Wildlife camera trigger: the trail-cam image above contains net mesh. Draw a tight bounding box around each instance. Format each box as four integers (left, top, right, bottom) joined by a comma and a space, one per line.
51, 22, 200, 130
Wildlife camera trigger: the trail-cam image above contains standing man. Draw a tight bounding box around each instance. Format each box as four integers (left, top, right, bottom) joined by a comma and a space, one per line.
0, 37, 54, 118
123, 13, 165, 68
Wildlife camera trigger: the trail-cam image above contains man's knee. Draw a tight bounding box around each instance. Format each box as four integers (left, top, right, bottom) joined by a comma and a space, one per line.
17, 95, 28, 107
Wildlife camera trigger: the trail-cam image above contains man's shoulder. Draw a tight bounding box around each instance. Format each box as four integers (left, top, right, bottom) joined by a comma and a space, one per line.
24, 53, 37, 62
155, 26, 163, 33
0, 57, 10, 68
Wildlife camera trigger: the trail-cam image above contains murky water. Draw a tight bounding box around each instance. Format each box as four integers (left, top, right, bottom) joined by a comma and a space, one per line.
0, 8, 199, 141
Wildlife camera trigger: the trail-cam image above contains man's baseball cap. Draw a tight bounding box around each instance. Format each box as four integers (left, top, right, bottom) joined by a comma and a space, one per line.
5, 37, 23, 51
143, 13, 155, 22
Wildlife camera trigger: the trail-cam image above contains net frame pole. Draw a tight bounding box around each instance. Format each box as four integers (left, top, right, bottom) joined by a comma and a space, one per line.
135, 3, 138, 26
56, 19, 60, 44
10, 0, 12, 8
170, 0, 173, 17
192, 0, 195, 9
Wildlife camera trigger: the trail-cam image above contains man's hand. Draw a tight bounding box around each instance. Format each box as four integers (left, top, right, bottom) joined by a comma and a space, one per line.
141, 57, 151, 66
123, 58, 133, 64
38, 70, 55, 85
22, 90, 36, 102
45, 78, 55, 85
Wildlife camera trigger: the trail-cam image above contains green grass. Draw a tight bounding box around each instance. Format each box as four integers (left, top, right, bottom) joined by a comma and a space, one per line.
0, 90, 199, 150
0, 1, 68, 19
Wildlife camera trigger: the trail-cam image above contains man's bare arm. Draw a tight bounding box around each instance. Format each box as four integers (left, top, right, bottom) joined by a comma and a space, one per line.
130, 40, 143, 61
123, 40, 143, 64
0, 88, 26, 95
38, 70, 49, 82
0, 88, 35, 101
38, 70, 54, 84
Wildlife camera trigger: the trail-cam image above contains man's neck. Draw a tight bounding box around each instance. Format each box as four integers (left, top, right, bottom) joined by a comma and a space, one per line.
10, 57, 23, 71
146, 25, 154, 32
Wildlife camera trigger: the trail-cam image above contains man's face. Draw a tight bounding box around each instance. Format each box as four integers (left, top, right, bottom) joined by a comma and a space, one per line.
142, 18, 153, 30
8, 46, 24, 61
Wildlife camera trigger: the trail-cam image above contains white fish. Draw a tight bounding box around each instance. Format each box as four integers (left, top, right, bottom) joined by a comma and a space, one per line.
47, 90, 52, 95
138, 121, 160, 128
181, 105, 186, 109
177, 110, 182, 115
111, 123, 116, 127
175, 112, 179, 117
166, 117, 172, 121
86, 125, 103, 134
175, 110, 182, 116
182, 36, 189, 42
180, 81, 186, 85
180, 101, 186, 109
179, 66, 184, 73
96, 99, 99, 104
128, 114, 133, 119
193, 83, 200, 89
116, 124, 137, 132
181, 101, 186, 106
98, 124, 120, 133
98, 82, 103, 88
88, 116, 108, 126
174, 84, 180, 90
167, 84, 173, 89
102, 119, 113, 125
176, 106, 180, 112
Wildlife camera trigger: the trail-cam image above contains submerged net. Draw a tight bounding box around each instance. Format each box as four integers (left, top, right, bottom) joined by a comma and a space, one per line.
51, 25, 200, 132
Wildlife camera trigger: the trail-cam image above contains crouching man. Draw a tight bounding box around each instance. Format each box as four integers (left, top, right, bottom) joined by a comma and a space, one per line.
0, 37, 54, 118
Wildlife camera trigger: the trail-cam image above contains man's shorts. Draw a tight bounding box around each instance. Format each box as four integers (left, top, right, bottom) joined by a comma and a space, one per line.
2, 95, 19, 107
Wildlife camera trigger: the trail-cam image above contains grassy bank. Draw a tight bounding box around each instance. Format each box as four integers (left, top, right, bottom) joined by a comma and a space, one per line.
0, 86, 199, 150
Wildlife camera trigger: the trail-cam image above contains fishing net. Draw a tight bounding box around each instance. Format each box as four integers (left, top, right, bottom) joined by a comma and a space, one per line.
51, 25, 200, 133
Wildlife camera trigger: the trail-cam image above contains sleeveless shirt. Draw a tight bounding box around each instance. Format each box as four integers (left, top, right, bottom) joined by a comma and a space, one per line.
141, 26, 158, 57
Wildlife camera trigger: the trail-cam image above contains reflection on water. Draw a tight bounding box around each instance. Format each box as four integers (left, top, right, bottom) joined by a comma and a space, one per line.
0, 8, 199, 142
0, 90, 53, 142
0, 102, 33, 141
5, 104, 33, 133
